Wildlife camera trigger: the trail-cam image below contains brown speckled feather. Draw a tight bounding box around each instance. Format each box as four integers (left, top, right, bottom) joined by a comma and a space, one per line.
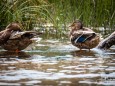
70, 31, 100, 49
1, 31, 40, 51
0, 29, 12, 45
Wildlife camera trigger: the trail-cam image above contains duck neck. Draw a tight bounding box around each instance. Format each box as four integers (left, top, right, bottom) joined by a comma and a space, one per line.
70, 29, 77, 36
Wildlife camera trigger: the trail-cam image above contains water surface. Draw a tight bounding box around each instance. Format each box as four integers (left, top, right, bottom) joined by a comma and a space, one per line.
0, 39, 115, 86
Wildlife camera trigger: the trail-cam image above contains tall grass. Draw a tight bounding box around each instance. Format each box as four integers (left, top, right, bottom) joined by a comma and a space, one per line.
0, 0, 50, 30
0, 0, 114, 36
48, 0, 114, 29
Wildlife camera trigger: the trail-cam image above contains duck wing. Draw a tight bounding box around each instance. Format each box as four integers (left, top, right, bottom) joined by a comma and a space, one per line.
71, 31, 96, 43
9, 31, 42, 39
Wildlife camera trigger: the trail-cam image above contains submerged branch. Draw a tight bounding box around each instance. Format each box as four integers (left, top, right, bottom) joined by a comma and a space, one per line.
97, 31, 115, 49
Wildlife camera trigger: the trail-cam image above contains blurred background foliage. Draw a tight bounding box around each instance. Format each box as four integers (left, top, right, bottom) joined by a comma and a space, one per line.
0, 0, 115, 36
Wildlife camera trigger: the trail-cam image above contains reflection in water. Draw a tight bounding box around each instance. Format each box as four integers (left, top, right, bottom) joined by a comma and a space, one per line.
71, 50, 96, 57
0, 51, 30, 58
0, 40, 115, 86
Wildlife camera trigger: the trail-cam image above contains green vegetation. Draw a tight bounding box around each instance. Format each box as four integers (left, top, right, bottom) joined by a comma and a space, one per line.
0, 0, 114, 35
0, 0, 50, 30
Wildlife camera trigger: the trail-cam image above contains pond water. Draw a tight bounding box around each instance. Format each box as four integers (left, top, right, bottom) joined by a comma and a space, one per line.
0, 39, 115, 86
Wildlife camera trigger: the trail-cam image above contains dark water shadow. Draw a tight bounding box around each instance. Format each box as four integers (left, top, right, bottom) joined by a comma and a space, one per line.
70, 50, 96, 57
0, 51, 31, 59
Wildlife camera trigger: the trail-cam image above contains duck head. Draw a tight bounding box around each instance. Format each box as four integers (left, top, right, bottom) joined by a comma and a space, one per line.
69, 20, 83, 30
6, 22, 22, 31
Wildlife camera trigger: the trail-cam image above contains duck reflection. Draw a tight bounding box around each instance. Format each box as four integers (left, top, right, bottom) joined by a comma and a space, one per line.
71, 49, 96, 57
0, 51, 30, 58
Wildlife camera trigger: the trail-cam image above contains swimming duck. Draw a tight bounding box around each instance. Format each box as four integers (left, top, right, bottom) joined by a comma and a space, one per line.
69, 20, 100, 50
0, 22, 42, 51
1, 31, 41, 51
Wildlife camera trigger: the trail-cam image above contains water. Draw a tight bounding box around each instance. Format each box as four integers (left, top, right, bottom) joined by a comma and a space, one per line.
0, 39, 115, 86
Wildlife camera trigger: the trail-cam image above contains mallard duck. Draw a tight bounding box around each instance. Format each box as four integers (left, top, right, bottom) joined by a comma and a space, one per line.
69, 20, 100, 50
0, 22, 42, 52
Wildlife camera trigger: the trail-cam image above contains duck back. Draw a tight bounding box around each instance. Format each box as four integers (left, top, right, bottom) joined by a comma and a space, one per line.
0, 29, 12, 45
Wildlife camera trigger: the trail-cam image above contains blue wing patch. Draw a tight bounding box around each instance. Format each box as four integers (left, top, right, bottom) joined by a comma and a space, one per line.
74, 35, 86, 43
73, 32, 96, 43
77, 36, 86, 42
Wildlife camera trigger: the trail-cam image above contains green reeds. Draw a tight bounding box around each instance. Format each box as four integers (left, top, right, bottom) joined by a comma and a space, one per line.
0, 0, 50, 30
0, 0, 114, 36
46, 0, 115, 36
